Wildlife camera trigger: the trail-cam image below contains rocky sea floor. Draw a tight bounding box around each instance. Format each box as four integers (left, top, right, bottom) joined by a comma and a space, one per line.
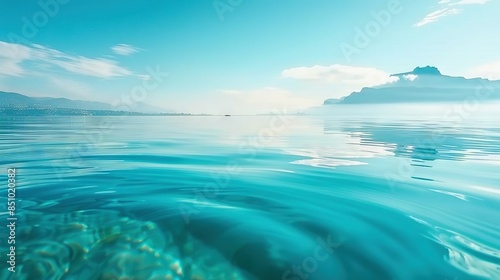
0, 209, 251, 280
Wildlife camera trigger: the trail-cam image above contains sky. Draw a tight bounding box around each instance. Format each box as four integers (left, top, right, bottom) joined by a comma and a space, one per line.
0, 0, 499, 114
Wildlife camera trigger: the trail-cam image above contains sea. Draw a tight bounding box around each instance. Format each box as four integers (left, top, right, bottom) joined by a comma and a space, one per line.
1, 103, 499, 280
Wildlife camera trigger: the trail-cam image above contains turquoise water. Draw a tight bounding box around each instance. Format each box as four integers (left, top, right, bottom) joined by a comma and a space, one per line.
1, 109, 500, 279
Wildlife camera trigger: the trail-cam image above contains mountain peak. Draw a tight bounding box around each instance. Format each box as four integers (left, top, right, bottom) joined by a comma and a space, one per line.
412, 66, 441, 76
391, 66, 442, 77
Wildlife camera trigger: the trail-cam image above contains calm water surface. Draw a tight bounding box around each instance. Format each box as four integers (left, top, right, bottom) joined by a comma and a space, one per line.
1, 110, 499, 279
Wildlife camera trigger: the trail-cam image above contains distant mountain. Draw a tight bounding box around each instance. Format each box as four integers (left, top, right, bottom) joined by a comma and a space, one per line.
0, 91, 171, 114
323, 66, 500, 105
323, 98, 341, 105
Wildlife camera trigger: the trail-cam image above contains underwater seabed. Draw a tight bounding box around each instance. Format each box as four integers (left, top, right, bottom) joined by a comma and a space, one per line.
0, 207, 253, 280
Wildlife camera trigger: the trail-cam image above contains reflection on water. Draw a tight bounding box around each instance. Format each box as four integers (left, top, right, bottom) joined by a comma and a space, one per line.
1, 108, 499, 279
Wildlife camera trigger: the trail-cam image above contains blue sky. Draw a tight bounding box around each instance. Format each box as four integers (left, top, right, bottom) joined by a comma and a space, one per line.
1, 0, 499, 114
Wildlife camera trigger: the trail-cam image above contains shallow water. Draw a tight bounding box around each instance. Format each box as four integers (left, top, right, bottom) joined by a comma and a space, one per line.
1, 110, 500, 279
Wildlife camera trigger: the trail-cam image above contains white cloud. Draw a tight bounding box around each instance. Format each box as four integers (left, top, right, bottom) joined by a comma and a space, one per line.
111, 44, 141, 56
282, 64, 398, 87
0, 41, 143, 79
414, 0, 489, 27
49, 56, 133, 78
0, 42, 32, 76
467, 61, 500, 80
414, 8, 462, 27
451, 0, 490, 5
403, 74, 419, 81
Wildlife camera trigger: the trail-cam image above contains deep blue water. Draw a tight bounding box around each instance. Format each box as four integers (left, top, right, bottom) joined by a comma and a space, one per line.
1, 109, 499, 279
